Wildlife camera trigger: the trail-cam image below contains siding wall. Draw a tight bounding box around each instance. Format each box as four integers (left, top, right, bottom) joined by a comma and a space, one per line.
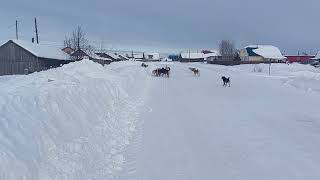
239, 49, 265, 61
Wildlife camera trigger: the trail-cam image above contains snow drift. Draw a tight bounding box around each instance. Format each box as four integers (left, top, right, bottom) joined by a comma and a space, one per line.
0, 60, 150, 180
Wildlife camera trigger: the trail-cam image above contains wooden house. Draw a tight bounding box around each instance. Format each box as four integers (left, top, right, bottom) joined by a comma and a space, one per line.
0, 40, 72, 75
239, 45, 286, 62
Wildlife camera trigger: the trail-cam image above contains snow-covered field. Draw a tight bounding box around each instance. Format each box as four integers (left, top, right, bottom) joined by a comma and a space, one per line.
0, 61, 319, 180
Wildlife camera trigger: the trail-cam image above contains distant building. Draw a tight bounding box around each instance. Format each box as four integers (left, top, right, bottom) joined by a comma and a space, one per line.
116, 53, 129, 61
70, 49, 88, 61
144, 53, 161, 61
62, 47, 75, 55
70, 49, 112, 65
168, 54, 180, 61
203, 50, 221, 62
239, 45, 286, 62
133, 53, 145, 61
95, 52, 120, 61
0, 40, 72, 75
179, 52, 205, 62
285, 55, 314, 63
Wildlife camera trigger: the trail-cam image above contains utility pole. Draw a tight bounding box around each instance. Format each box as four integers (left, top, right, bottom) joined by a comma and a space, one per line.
15, 20, 18, 40
34, 18, 39, 44
269, 59, 271, 76
77, 31, 80, 50
131, 50, 134, 60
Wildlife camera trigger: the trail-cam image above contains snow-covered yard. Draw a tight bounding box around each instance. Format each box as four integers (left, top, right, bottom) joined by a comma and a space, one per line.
0, 61, 319, 180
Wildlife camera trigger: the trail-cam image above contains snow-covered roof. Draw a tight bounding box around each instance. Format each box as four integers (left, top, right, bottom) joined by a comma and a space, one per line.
133, 54, 144, 59
181, 53, 205, 59
118, 54, 129, 60
4, 40, 71, 61
245, 45, 286, 60
87, 52, 112, 61
203, 50, 220, 58
105, 52, 119, 60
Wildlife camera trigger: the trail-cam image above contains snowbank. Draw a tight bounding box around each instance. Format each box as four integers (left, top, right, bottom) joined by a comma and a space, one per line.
0, 60, 150, 179
230, 63, 320, 93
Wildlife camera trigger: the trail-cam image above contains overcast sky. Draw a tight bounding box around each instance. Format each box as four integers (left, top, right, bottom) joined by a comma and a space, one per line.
0, 0, 319, 54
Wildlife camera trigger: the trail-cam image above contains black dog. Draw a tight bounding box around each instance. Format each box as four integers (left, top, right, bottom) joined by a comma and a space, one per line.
222, 76, 230, 87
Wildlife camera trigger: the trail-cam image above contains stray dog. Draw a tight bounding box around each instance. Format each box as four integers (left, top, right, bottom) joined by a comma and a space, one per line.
189, 67, 200, 76
141, 63, 148, 68
152, 66, 171, 78
222, 76, 230, 87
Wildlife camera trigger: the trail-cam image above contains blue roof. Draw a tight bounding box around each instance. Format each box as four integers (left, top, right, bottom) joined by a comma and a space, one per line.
246, 47, 260, 57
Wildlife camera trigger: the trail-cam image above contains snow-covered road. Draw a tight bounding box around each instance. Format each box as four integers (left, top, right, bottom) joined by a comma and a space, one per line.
122, 63, 320, 180
1, 61, 320, 180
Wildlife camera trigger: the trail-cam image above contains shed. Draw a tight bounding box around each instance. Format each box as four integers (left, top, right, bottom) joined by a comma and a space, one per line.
0, 40, 72, 75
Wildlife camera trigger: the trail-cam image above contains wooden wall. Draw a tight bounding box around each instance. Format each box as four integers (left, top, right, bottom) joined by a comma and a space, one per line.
0, 41, 71, 75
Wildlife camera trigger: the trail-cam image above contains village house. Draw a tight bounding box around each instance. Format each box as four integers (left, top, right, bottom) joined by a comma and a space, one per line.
239, 45, 286, 62
179, 52, 205, 62
132, 53, 145, 61
203, 50, 221, 62
0, 40, 72, 75
144, 53, 161, 61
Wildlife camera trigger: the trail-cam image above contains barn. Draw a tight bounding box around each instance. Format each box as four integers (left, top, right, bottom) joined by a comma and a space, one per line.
0, 40, 72, 76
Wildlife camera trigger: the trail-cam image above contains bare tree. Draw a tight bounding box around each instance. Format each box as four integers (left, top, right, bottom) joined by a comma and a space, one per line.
63, 36, 72, 48
219, 40, 236, 61
64, 26, 89, 51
